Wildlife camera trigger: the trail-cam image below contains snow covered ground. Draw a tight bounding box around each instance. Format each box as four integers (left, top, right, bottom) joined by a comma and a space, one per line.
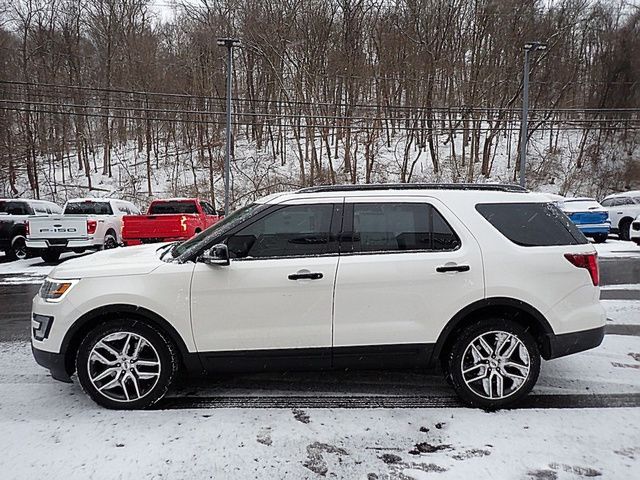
594, 239, 640, 258
0, 333, 639, 480
1, 300, 639, 479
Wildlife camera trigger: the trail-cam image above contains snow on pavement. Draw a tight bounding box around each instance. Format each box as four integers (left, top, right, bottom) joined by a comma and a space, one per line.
1, 335, 639, 480
603, 300, 640, 325
594, 239, 640, 258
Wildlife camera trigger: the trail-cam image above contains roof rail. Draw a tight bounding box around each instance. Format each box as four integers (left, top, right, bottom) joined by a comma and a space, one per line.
296, 183, 527, 194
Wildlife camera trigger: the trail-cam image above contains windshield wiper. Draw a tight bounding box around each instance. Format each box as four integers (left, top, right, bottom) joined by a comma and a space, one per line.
159, 241, 181, 261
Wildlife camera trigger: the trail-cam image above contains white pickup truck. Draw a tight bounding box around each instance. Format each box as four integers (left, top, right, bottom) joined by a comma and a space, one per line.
26, 198, 140, 262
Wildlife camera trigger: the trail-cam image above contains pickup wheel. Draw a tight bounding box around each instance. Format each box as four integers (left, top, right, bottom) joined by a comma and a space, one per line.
41, 250, 61, 263
446, 319, 540, 410
7, 235, 28, 261
75, 319, 178, 409
103, 230, 118, 250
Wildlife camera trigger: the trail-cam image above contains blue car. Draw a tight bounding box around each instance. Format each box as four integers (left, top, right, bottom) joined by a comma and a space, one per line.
558, 197, 611, 243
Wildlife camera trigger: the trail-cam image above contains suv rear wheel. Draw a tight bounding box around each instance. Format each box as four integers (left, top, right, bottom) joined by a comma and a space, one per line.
447, 319, 540, 409
75, 319, 178, 409
619, 218, 632, 241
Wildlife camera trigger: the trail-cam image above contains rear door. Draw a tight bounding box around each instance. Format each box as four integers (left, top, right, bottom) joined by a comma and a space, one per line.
332, 196, 484, 367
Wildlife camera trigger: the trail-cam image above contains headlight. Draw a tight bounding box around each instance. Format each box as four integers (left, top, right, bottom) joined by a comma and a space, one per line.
39, 279, 78, 302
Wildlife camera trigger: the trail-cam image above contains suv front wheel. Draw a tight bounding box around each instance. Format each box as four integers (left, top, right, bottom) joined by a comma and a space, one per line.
447, 319, 541, 409
76, 319, 178, 409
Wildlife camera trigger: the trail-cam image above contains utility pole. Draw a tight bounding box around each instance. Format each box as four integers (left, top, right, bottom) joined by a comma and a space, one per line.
217, 38, 240, 215
519, 41, 547, 188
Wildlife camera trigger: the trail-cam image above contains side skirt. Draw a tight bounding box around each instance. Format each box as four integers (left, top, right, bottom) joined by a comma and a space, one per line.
197, 343, 435, 374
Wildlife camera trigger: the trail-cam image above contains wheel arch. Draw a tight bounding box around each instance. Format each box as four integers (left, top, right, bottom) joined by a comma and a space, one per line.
60, 304, 204, 378
432, 297, 555, 365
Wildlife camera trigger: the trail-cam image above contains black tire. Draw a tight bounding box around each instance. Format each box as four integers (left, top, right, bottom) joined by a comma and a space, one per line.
446, 318, 541, 410
619, 219, 632, 241
592, 233, 608, 244
41, 250, 61, 263
5, 235, 29, 261
75, 319, 178, 409
103, 230, 118, 250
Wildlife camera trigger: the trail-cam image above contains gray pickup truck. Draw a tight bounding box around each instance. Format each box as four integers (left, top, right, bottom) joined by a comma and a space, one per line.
0, 199, 62, 260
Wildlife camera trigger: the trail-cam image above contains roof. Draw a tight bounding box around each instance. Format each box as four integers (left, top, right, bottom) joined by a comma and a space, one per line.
256, 183, 550, 205
604, 190, 640, 199
296, 183, 526, 194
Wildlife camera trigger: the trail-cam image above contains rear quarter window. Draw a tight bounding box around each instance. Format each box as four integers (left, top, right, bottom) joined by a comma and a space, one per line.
476, 202, 588, 246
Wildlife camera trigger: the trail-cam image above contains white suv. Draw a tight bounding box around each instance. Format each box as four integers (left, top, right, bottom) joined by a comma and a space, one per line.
31, 184, 605, 409
600, 190, 640, 240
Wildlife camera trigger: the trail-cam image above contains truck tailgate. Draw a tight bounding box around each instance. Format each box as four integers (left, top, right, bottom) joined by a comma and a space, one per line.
123, 214, 197, 240
28, 216, 88, 239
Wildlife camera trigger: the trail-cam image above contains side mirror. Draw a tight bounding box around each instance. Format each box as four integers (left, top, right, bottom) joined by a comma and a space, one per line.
200, 243, 230, 266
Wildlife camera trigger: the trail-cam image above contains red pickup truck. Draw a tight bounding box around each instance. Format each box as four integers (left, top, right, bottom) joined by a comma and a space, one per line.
122, 198, 222, 246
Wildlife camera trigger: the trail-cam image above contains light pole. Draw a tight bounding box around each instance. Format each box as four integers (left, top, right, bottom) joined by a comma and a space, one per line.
217, 37, 240, 216
519, 41, 547, 188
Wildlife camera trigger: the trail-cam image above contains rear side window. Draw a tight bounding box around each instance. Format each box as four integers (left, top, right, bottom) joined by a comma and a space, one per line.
150, 201, 198, 214
0, 201, 32, 215
226, 204, 336, 258
64, 202, 113, 215
346, 203, 460, 253
476, 202, 588, 246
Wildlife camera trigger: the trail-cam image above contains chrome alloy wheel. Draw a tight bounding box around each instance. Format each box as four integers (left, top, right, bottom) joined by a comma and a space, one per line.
87, 332, 161, 403
460, 330, 531, 400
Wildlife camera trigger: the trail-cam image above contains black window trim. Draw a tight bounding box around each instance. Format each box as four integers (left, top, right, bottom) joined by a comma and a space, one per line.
340, 201, 462, 256
186, 202, 345, 263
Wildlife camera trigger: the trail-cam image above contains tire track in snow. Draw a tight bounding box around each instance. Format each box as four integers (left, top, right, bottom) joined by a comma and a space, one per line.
158, 392, 640, 410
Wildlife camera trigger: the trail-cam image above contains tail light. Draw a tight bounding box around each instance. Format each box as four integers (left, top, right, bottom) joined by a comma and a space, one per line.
25, 220, 30, 236
564, 252, 599, 286
87, 219, 97, 235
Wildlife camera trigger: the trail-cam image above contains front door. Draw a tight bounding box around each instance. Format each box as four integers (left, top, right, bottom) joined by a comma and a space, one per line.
190, 200, 342, 371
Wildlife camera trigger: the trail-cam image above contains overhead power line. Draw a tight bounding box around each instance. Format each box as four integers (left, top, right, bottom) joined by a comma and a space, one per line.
2, 80, 639, 114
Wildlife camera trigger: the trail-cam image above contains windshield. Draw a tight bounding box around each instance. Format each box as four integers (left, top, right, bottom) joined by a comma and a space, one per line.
149, 201, 198, 215
64, 201, 113, 215
171, 203, 264, 258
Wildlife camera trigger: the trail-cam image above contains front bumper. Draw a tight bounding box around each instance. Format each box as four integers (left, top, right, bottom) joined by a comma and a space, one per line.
542, 325, 605, 360
31, 343, 72, 383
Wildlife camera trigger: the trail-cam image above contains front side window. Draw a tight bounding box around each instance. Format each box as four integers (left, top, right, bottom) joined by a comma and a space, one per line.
476, 202, 588, 246
345, 202, 460, 253
226, 204, 336, 259
601, 199, 613, 207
